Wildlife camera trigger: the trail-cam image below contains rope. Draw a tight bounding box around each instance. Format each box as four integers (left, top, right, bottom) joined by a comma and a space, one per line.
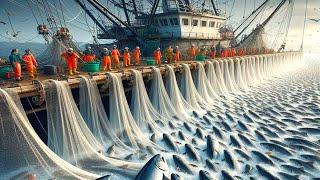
58, 0, 67, 27
301, 0, 308, 50
26, 0, 40, 25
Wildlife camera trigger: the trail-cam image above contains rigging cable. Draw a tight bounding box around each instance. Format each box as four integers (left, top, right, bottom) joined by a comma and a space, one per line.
26, 0, 40, 25
301, 0, 308, 50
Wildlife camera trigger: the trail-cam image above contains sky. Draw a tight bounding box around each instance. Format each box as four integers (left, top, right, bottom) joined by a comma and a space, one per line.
0, 0, 319, 52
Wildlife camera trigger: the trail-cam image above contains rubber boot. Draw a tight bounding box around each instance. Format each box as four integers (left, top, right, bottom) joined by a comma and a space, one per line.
73, 68, 79, 75
68, 69, 74, 76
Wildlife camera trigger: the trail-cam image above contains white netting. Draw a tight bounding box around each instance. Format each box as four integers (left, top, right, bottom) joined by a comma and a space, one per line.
164, 65, 193, 118
0, 89, 100, 180
129, 69, 167, 134
193, 62, 220, 103
37, 37, 81, 67
149, 67, 181, 120
78, 76, 133, 153
45, 80, 141, 177
107, 72, 156, 149
178, 64, 209, 111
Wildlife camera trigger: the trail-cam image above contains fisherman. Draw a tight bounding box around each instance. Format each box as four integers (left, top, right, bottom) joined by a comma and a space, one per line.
133, 46, 141, 65
154, 47, 162, 65
111, 45, 120, 69
210, 46, 216, 59
195, 47, 206, 61
22, 49, 38, 79
61, 48, 80, 76
122, 47, 131, 67
174, 46, 182, 63
82, 46, 96, 63
101, 48, 112, 71
9, 49, 23, 80
165, 45, 174, 63
187, 44, 197, 60
220, 48, 226, 58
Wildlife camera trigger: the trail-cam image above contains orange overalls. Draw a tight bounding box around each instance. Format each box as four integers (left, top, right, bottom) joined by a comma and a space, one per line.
174, 50, 181, 63
22, 54, 37, 78
231, 48, 236, 57
220, 50, 226, 58
133, 49, 141, 65
123, 51, 130, 67
210, 50, 216, 59
61, 52, 78, 75
111, 49, 120, 68
154, 50, 161, 65
188, 47, 196, 60
82, 54, 96, 62
101, 55, 111, 71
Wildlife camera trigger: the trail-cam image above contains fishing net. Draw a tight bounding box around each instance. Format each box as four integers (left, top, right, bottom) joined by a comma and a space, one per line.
0, 89, 100, 180
37, 36, 81, 67
240, 27, 266, 51
45, 80, 141, 176
78, 76, 133, 153
178, 64, 209, 111
193, 62, 220, 103
107, 72, 156, 149
149, 67, 180, 120
222, 60, 238, 93
129, 69, 167, 134
164, 65, 194, 118
206, 61, 225, 96
234, 58, 248, 90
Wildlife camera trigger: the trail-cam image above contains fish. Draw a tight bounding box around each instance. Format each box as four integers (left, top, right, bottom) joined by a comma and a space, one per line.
237, 120, 251, 132
199, 170, 215, 180
251, 150, 274, 165
151, 133, 157, 142
280, 164, 306, 174
281, 118, 303, 126
299, 127, 320, 135
225, 112, 236, 123
203, 115, 212, 125
289, 144, 320, 156
162, 133, 179, 152
183, 122, 193, 132
230, 135, 243, 149
289, 158, 316, 170
221, 121, 232, 132
178, 131, 187, 141
256, 165, 280, 180
238, 133, 254, 147
171, 173, 184, 180
223, 149, 238, 170
260, 142, 293, 156
184, 143, 201, 162
243, 164, 254, 174
205, 159, 218, 172
212, 125, 225, 140
195, 128, 205, 140
248, 110, 261, 119
135, 154, 169, 180
243, 113, 254, 123
168, 121, 176, 129
221, 170, 235, 180
234, 148, 251, 161
172, 155, 194, 174
267, 154, 285, 163
278, 172, 300, 180
193, 111, 200, 118
206, 135, 220, 159
300, 154, 320, 163
284, 137, 320, 149
254, 130, 268, 141
260, 126, 280, 138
